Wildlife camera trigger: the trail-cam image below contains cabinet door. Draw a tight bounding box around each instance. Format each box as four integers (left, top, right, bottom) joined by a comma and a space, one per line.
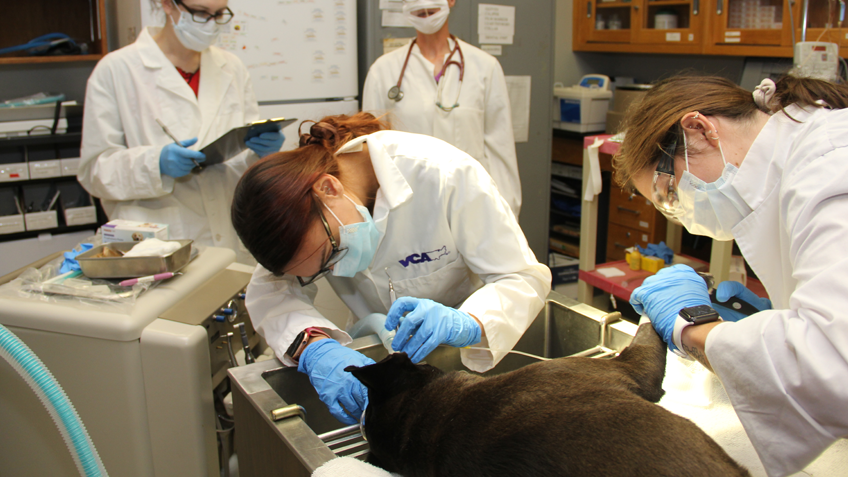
794, 0, 843, 48
577, 0, 635, 43
632, 0, 704, 47
709, 0, 793, 47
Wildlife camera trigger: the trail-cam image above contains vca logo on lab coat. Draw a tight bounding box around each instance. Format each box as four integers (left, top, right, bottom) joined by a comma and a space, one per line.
399, 246, 450, 268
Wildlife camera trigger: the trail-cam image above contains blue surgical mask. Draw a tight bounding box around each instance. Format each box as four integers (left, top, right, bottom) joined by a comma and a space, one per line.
322, 195, 380, 277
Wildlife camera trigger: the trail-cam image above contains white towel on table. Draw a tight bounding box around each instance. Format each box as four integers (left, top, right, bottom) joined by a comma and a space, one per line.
312, 456, 400, 477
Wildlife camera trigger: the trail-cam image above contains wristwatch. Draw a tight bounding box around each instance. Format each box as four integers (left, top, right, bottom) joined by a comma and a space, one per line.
285, 327, 331, 363
672, 305, 720, 358
679, 304, 721, 326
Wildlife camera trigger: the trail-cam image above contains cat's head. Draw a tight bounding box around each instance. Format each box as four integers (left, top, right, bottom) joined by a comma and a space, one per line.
345, 352, 443, 469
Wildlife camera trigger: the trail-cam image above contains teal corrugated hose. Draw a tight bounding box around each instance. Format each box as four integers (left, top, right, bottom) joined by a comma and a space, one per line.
0, 324, 107, 477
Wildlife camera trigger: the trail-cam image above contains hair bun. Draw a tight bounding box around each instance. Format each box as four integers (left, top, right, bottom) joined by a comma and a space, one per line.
298, 120, 339, 147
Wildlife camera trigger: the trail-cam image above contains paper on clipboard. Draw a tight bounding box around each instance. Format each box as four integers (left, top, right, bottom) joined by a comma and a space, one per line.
198, 117, 297, 168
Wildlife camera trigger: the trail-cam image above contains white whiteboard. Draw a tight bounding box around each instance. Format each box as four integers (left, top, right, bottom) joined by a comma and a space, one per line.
140, 0, 358, 103
258, 99, 359, 151
217, 0, 358, 102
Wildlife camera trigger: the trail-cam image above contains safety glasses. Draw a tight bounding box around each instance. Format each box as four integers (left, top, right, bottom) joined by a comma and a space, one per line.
174, 0, 234, 24
296, 207, 348, 286
651, 126, 683, 217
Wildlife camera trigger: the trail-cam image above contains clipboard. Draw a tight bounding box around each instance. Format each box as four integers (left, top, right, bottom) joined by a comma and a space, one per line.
198, 117, 297, 168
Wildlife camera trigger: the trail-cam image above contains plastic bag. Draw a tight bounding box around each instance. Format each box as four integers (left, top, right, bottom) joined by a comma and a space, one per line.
0, 234, 152, 313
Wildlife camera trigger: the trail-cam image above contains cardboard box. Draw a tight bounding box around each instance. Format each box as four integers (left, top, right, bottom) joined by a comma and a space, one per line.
612, 85, 651, 113
64, 206, 97, 226
102, 219, 169, 243
28, 160, 62, 179
549, 252, 580, 286
0, 214, 25, 234
25, 210, 58, 231
60, 158, 81, 176
606, 110, 627, 134
0, 163, 29, 182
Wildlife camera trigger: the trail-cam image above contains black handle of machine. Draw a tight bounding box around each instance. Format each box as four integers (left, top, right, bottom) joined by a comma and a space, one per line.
237, 322, 255, 364
709, 290, 760, 317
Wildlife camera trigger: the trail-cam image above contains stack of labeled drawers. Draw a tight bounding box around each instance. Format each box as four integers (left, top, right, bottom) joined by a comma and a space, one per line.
606, 187, 667, 261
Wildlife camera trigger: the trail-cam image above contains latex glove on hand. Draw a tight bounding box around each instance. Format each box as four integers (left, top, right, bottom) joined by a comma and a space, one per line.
159, 138, 205, 178
245, 131, 285, 158
713, 281, 772, 322
630, 264, 711, 353
385, 297, 482, 363
298, 339, 375, 425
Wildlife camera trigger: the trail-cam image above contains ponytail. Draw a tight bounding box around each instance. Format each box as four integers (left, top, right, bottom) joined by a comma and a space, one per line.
771, 75, 848, 112
231, 112, 387, 275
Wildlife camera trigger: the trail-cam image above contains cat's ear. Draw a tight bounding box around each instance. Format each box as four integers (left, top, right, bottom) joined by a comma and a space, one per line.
345, 352, 417, 390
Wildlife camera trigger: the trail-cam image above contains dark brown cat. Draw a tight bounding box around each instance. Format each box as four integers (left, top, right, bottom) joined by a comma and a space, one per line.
346, 324, 749, 477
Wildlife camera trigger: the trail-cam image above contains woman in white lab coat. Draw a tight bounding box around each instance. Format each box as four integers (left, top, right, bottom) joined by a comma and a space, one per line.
78, 0, 283, 265
615, 74, 848, 477
361, 0, 521, 217
232, 112, 550, 424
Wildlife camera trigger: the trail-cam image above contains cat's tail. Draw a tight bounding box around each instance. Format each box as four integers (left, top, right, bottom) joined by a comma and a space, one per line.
614, 323, 667, 402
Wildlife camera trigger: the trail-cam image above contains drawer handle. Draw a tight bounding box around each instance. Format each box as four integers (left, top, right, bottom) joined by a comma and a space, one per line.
617, 206, 641, 215
614, 242, 629, 249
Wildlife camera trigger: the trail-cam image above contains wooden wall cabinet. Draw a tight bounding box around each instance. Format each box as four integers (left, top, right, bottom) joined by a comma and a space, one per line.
0, 0, 107, 65
575, 0, 844, 57
575, 0, 704, 53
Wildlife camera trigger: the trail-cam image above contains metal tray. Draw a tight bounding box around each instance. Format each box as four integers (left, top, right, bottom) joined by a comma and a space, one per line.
76, 240, 193, 279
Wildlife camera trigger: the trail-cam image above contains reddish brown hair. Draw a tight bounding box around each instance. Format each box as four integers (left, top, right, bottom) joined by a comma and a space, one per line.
232, 112, 387, 275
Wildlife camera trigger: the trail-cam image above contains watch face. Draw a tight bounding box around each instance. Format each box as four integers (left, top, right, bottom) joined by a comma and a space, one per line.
285, 330, 307, 359
680, 305, 720, 325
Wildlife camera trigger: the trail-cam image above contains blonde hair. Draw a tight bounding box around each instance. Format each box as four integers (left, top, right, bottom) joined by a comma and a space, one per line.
614, 74, 848, 189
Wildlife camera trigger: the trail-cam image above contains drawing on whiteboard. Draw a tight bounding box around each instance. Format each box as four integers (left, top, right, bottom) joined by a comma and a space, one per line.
217, 0, 356, 102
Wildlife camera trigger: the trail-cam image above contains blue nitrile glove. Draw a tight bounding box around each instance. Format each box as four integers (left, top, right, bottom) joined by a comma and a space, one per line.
245, 131, 285, 158
298, 339, 375, 425
58, 243, 94, 274
630, 264, 711, 352
159, 138, 206, 178
385, 297, 482, 363
636, 241, 674, 265
713, 281, 772, 322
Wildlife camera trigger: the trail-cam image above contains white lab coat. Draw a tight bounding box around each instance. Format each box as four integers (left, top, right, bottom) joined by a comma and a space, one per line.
705, 105, 848, 476
246, 131, 550, 373
362, 37, 521, 217
78, 27, 260, 265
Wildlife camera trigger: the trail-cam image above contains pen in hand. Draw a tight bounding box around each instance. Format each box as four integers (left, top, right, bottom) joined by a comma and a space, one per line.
155, 118, 202, 169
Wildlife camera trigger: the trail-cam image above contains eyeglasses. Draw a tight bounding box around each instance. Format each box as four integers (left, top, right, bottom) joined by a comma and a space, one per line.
174, 0, 234, 24
651, 126, 683, 217
296, 208, 348, 286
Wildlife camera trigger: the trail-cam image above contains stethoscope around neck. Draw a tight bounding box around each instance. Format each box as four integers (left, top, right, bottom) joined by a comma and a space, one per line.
387, 35, 465, 112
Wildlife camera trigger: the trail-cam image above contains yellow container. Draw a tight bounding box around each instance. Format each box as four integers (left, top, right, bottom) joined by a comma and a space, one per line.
641, 256, 665, 274
626, 250, 642, 271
